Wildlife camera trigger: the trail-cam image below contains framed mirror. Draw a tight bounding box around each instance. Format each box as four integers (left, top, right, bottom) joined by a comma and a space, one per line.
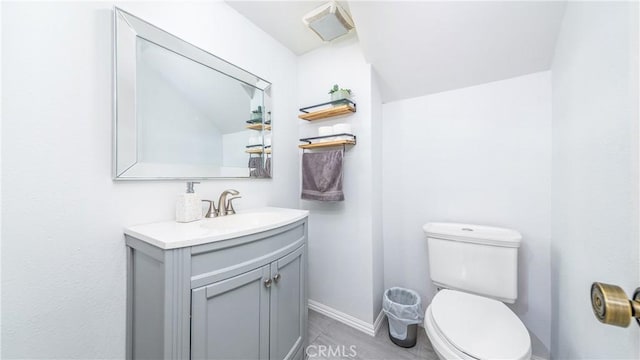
113, 7, 272, 180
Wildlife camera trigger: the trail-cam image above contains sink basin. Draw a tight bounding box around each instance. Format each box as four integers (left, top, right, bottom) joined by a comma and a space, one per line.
200, 211, 297, 231
124, 207, 309, 250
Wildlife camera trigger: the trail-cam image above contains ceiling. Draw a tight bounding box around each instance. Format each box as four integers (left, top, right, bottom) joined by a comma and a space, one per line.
227, 1, 356, 55
227, 1, 567, 103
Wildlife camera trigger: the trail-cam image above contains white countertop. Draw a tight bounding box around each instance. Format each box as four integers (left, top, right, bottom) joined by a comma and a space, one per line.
124, 207, 309, 250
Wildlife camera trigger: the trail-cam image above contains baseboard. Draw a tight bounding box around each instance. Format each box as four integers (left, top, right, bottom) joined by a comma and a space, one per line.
372, 308, 386, 335
308, 299, 385, 337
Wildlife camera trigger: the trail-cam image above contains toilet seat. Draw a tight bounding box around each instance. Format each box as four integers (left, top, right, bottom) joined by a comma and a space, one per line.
426, 290, 531, 360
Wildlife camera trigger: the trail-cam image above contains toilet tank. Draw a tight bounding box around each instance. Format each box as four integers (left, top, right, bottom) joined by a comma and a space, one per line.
423, 223, 522, 303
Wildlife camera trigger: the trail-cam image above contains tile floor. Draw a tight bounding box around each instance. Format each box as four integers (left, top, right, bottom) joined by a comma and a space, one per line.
307, 310, 439, 360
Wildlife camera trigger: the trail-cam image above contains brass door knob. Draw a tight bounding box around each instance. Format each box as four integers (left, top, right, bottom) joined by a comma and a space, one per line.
591, 282, 640, 327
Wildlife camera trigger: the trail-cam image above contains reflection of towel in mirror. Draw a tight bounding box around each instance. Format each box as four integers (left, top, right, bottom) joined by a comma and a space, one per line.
248, 157, 262, 168
249, 156, 271, 178
265, 158, 271, 177
301, 150, 344, 201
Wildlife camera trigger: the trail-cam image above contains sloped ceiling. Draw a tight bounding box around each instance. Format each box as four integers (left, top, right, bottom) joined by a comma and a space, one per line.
349, 1, 567, 102
227, 1, 567, 103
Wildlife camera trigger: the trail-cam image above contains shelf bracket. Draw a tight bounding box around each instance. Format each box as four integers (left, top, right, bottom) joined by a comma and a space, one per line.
299, 99, 356, 114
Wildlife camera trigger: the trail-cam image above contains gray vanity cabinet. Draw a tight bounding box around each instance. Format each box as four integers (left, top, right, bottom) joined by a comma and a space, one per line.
125, 218, 307, 360
269, 246, 305, 360
191, 265, 271, 360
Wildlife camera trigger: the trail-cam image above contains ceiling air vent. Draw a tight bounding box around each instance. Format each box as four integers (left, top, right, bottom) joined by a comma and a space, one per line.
302, 1, 355, 42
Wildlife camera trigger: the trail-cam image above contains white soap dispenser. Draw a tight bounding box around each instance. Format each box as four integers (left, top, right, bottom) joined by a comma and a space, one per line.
176, 181, 203, 223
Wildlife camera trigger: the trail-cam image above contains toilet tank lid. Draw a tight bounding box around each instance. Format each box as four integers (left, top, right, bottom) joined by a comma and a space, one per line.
423, 222, 522, 247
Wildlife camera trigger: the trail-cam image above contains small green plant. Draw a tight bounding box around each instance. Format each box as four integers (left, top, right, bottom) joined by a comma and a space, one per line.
250, 105, 263, 120
328, 84, 351, 95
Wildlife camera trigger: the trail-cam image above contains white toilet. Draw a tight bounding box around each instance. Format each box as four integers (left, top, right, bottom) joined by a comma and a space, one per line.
422, 222, 531, 360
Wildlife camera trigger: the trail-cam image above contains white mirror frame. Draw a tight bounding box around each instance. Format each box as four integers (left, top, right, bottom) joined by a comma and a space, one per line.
113, 7, 272, 180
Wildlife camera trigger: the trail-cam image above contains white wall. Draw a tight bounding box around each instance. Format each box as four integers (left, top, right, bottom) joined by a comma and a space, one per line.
0, 1, 3, 355
550, 2, 639, 358
382, 71, 552, 357
370, 70, 384, 320
298, 38, 383, 326
1, 1, 298, 358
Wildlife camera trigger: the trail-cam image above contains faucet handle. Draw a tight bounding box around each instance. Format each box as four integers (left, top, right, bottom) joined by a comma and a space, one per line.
226, 196, 242, 215
202, 200, 217, 218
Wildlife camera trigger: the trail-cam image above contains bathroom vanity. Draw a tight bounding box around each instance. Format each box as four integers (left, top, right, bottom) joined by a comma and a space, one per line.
124, 207, 309, 360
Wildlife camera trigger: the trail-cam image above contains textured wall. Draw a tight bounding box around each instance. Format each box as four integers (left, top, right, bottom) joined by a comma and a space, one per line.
382, 72, 552, 358
550, 2, 639, 358
298, 38, 384, 325
1, 2, 298, 358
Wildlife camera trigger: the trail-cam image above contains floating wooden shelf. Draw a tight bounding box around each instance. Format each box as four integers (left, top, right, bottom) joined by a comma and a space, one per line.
298, 100, 356, 121
298, 134, 356, 150
246, 124, 272, 131
298, 104, 356, 121
298, 139, 356, 150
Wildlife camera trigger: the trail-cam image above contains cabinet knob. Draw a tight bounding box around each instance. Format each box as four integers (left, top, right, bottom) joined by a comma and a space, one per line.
264, 278, 272, 288
273, 273, 281, 283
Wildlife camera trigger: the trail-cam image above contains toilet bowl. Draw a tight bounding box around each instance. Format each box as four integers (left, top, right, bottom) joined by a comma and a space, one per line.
424, 289, 531, 360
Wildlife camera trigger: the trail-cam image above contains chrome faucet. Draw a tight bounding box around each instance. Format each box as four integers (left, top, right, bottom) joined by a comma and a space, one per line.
217, 189, 241, 216
202, 189, 241, 218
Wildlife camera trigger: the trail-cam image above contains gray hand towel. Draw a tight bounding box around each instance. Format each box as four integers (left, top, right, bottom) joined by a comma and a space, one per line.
301, 150, 344, 201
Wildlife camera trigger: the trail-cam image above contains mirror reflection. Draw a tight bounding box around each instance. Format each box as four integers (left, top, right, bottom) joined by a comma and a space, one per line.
113, 8, 272, 180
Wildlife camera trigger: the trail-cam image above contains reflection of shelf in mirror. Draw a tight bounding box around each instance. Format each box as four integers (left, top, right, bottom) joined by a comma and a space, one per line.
298, 100, 356, 121
245, 147, 272, 154
245, 124, 272, 131
298, 133, 356, 150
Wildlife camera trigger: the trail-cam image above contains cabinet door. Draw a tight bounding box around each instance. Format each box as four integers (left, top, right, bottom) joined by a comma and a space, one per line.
270, 246, 306, 360
191, 265, 271, 360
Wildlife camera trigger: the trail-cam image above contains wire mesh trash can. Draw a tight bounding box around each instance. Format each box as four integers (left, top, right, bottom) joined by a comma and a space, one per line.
382, 287, 424, 348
